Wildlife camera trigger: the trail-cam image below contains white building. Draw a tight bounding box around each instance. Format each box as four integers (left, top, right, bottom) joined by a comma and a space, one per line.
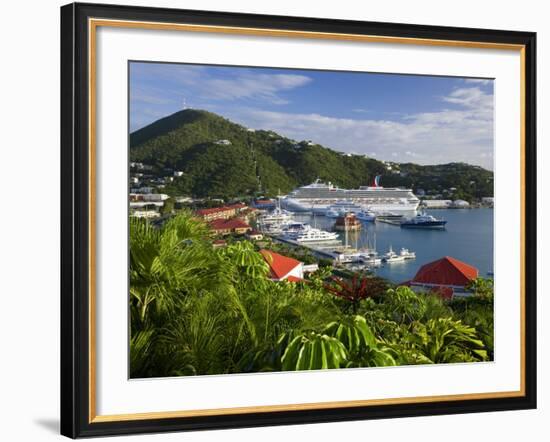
452, 199, 470, 208
130, 210, 160, 219
422, 200, 453, 209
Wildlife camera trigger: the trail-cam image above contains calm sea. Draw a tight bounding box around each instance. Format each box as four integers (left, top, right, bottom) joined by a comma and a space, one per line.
292, 209, 494, 283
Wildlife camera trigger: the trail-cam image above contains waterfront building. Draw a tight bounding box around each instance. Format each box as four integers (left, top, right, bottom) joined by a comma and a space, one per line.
260, 250, 303, 282
209, 218, 252, 236
196, 205, 241, 221
334, 214, 362, 231
452, 199, 470, 208
404, 256, 478, 299
129, 193, 169, 202
130, 210, 160, 219
421, 199, 453, 209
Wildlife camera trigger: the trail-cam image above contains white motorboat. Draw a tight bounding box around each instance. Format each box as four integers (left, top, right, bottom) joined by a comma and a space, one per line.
382, 246, 406, 263
356, 210, 376, 222
294, 228, 339, 243
399, 248, 416, 259
359, 251, 382, 266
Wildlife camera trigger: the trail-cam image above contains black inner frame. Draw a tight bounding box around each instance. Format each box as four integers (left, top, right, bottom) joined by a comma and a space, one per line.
60, 2, 537, 438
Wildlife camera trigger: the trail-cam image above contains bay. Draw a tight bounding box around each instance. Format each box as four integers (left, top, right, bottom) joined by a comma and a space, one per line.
291, 208, 494, 283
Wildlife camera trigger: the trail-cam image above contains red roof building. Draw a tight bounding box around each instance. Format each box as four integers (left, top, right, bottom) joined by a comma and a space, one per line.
260, 250, 304, 282
407, 256, 478, 299
196, 203, 248, 221
209, 218, 252, 235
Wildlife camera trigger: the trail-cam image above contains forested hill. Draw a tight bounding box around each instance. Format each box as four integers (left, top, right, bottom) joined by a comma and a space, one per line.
130, 109, 493, 200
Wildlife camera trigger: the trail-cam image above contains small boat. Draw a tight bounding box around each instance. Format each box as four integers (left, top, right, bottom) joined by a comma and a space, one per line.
335, 252, 364, 264
399, 248, 416, 259
360, 252, 382, 266
400, 213, 447, 229
356, 210, 376, 222
382, 246, 406, 263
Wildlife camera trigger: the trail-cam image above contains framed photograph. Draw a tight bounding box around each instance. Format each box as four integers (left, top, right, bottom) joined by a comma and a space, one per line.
60, 2, 537, 438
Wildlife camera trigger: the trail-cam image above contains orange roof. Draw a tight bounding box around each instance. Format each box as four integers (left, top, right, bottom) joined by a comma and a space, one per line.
260, 250, 302, 280
412, 256, 478, 287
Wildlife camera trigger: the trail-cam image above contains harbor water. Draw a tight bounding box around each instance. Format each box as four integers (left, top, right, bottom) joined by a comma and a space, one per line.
291, 209, 494, 283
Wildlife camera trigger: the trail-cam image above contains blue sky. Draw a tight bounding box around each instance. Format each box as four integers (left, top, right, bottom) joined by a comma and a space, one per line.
130, 62, 494, 169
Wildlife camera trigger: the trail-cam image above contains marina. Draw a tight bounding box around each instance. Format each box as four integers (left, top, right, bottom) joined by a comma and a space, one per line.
257, 208, 493, 283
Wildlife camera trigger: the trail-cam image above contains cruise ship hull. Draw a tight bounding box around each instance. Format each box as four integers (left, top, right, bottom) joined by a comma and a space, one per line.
282, 198, 419, 214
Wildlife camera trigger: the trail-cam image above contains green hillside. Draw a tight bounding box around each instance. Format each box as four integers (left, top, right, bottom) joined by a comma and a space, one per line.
130, 109, 493, 200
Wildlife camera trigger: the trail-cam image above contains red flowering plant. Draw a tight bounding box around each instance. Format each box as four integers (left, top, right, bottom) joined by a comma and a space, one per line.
325, 275, 387, 313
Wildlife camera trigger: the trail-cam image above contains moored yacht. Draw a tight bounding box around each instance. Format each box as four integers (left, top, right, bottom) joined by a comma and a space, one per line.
400, 213, 447, 229
356, 210, 376, 222
382, 246, 406, 263
292, 227, 339, 243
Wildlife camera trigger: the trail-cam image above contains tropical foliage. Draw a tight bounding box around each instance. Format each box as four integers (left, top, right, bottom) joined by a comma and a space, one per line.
129, 212, 494, 378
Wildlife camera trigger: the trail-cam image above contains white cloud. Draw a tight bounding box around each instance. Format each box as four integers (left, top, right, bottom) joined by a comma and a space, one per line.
463, 78, 493, 85
202, 73, 311, 103
224, 86, 494, 169
133, 64, 312, 105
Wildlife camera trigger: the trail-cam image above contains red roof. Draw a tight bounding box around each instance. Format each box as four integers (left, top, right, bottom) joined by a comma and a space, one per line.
196, 203, 248, 216
412, 256, 478, 287
260, 250, 302, 280
196, 206, 233, 216
209, 218, 251, 230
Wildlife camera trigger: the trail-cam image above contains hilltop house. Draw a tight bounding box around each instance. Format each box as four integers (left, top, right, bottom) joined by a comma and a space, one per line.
260, 250, 303, 282
404, 256, 478, 299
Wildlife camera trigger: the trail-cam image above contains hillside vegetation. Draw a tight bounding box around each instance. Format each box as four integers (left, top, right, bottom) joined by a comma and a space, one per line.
130, 109, 493, 200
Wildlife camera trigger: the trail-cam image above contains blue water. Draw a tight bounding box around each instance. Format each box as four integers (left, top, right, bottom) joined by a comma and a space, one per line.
292, 209, 494, 283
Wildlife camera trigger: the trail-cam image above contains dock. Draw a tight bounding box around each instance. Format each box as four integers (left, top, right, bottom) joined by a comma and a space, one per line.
273, 235, 354, 260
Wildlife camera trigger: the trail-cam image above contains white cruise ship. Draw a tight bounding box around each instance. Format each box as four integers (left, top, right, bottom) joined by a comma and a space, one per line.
281, 178, 419, 213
